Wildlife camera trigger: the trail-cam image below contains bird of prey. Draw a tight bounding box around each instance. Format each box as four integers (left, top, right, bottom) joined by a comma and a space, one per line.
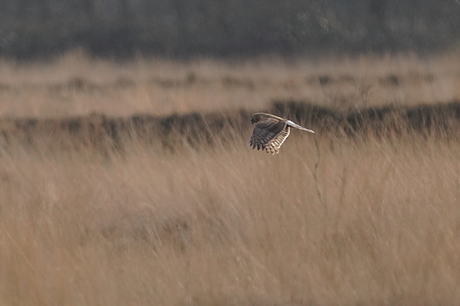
249, 113, 315, 154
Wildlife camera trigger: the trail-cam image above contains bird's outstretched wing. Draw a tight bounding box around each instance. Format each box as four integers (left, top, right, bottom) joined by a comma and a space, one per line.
249, 118, 287, 153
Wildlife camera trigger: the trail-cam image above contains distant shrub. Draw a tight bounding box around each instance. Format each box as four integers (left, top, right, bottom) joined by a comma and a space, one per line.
2, 101, 460, 154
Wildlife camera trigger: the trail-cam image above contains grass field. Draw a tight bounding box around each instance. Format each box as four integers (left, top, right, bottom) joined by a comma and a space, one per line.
1, 52, 460, 305
1, 50, 460, 118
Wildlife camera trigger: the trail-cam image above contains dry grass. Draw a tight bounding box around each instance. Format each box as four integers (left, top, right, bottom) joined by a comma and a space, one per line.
1, 132, 460, 305
0, 50, 460, 117
2, 52, 460, 305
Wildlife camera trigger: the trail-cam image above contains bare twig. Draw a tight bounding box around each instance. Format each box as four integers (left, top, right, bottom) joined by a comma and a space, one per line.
313, 133, 327, 214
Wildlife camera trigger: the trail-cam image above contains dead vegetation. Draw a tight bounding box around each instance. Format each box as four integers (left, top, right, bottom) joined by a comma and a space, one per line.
0, 51, 460, 117
2, 100, 460, 155
2, 131, 460, 305
1, 53, 460, 305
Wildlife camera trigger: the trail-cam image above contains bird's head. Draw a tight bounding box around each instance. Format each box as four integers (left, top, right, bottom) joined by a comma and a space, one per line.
251, 113, 262, 124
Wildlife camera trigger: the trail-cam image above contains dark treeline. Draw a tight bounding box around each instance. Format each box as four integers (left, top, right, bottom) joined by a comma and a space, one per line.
0, 0, 459, 60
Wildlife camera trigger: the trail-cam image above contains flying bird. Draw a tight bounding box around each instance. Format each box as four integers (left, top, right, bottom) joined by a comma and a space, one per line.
249, 113, 315, 154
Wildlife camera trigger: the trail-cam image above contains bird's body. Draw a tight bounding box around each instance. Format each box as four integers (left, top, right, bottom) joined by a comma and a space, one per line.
249, 113, 315, 154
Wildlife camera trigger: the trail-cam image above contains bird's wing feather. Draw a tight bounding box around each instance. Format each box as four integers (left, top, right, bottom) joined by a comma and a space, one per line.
286, 120, 315, 133
265, 126, 290, 154
249, 118, 286, 151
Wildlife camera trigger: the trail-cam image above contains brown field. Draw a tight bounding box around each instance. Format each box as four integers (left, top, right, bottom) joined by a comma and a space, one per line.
1, 50, 460, 118
2, 52, 460, 305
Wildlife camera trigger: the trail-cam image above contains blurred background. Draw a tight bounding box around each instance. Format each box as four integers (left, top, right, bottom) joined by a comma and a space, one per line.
1, 0, 460, 118
1, 0, 460, 60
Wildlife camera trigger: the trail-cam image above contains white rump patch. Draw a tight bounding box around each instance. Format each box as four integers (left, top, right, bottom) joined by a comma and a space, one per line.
286, 120, 315, 133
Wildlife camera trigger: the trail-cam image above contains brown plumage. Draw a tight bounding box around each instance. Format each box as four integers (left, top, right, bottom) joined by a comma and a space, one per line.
249, 113, 315, 154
